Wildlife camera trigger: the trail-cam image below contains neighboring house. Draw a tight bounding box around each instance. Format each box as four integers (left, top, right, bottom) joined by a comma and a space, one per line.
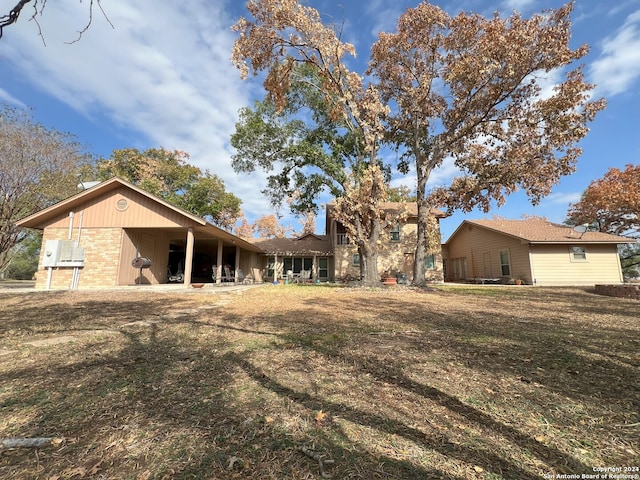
442, 218, 635, 286
16, 177, 263, 289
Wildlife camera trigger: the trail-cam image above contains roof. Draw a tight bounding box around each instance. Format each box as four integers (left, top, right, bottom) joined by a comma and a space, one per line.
451, 218, 636, 244
16, 177, 263, 253
248, 233, 333, 256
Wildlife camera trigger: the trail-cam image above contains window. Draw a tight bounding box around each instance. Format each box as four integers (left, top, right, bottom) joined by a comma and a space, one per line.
353, 253, 360, 266
267, 257, 275, 278
318, 257, 328, 278
451, 257, 467, 279
424, 254, 436, 270
500, 250, 511, 276
570, 246, 587, 261
390, 225, 401, 241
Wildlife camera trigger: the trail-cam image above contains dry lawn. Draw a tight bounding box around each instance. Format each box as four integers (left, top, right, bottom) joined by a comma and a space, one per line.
0, 284, 638, 479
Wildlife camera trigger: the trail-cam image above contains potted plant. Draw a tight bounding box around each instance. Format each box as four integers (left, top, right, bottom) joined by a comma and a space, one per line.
382, 270, 397, 285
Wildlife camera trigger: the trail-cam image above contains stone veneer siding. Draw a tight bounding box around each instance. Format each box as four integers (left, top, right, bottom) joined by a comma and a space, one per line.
333, 223, 444, 283
594, 284, 640, 300
36, 227, 123, 289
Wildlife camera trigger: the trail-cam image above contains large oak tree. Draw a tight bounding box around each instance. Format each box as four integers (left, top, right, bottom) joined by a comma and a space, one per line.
232, 0, 604, 287
370, 2, 605, 285
232, 3, 394, 286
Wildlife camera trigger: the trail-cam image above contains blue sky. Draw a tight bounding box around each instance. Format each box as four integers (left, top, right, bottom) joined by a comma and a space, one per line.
1, 0, 639, 241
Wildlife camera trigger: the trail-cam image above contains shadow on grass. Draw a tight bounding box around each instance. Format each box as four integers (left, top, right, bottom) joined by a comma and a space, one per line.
1, 287, 637, 479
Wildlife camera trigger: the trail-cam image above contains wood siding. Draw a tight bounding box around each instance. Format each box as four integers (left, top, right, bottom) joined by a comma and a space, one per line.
444, 222, 625, 285
444, 223, 531, 282
43, 186, 200, 229
529, 244, 623, 286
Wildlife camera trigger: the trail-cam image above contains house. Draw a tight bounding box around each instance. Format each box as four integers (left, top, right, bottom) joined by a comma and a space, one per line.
248, 204, 447, 284
323, 202, 447, 284
442, 218, 635, 286
16, 177, 264, 289
249, 233, 334, 283
16, 177, 449, 289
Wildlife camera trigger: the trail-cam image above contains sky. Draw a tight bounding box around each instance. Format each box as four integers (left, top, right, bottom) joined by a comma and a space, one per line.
1, 0, 639, 241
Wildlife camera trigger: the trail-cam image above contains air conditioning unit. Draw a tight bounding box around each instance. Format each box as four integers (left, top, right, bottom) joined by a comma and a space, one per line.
43, 240, 85, 267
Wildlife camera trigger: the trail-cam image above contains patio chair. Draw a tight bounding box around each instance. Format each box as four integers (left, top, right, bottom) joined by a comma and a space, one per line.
223, 266, 235, 282
300, 269, 311, 283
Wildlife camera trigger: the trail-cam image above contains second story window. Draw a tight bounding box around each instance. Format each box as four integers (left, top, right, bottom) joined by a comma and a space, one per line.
390, 225, 401, 241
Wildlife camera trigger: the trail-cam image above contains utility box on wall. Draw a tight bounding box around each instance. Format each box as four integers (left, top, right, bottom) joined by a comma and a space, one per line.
43, 240, 85, 268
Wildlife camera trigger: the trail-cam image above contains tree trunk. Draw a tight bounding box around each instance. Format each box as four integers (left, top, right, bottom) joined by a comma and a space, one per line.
412, 153, 430, 287
360, 243, 380, 287
359, 215, 382, 287
413, 198, 429, 286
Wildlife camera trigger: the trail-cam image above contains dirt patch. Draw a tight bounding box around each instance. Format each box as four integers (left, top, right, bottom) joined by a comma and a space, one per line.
23, 336, 77, 347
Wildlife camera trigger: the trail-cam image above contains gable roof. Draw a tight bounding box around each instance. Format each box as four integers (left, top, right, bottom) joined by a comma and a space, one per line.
450, 218, 635, 244
16, 177, 264, 253
248, 234, 333, 256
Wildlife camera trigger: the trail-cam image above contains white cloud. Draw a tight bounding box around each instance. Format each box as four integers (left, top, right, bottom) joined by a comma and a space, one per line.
0, 88, 26, 108
1, 1, 275, 222
501, 0, 536, 12
541, 191, 582, 206
590, 10, 640, 97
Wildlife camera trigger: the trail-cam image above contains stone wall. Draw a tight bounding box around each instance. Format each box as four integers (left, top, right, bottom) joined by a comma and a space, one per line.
594, 284, 640, 300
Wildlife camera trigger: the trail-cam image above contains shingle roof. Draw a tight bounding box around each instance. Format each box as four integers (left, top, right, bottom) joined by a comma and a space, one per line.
464, 218, 635, 244
248, 233, 333, 255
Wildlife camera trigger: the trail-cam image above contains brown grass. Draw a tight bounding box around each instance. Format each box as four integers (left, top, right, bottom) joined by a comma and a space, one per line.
0, 284, 638, 479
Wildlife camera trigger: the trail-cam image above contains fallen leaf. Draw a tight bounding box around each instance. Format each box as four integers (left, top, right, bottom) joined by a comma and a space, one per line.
228, 456, 242, 470
315, 410, 327, 423
473, 465, 484, 473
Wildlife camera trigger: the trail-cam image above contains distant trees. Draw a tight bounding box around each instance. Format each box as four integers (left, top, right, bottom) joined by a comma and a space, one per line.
0, 104, 91, 273
568, 164, 639, 278
232, 0, 604, 286
568, 164, 639, 237
95, 148, 242, 230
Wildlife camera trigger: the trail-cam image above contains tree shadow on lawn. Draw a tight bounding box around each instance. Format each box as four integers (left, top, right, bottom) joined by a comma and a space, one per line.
297, 288, 639, 406
0, 305, 458, 479
1, 289, 637, 478
0, 295, 158, 336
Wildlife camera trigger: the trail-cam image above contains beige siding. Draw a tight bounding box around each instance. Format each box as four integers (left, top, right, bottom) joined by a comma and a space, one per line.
444, 224, 531, 282
530, 244, 623, 286
121, 230, 172, 285
43, 186, 197, 229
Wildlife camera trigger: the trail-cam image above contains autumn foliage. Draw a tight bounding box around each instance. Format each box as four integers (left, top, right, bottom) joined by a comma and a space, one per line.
568, 164, 640, 237
232, 0, 604, 286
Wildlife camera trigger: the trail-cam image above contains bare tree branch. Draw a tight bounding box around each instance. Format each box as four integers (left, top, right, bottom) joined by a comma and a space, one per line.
0, 0, 33, 39
0, 0, 112, 43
